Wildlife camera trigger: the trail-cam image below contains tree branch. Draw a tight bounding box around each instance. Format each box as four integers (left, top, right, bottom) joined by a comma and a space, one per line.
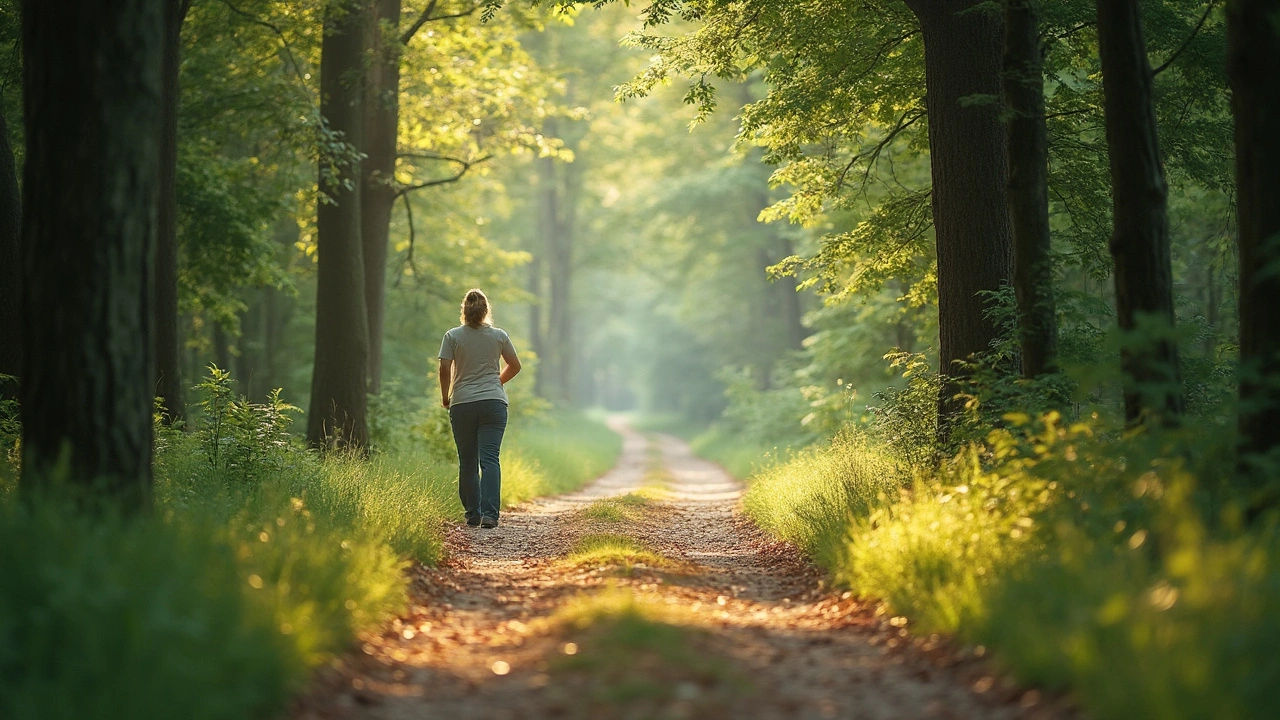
835, 107, 925, 196
393, 154, 492, 195
400, 1, 482, 45
395, 191, 417, 287
1152, 0, 1219, 76
219, 0, 308, 86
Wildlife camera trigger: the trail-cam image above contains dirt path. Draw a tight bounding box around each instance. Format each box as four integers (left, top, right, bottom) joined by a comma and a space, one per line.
294, 418, 1074, 720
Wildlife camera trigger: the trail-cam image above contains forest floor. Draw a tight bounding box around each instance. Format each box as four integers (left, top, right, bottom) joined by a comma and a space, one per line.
293, 418, 1077, 720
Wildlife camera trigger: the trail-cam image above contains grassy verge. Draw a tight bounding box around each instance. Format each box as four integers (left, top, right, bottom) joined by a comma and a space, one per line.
504, 411, 624, 503
741, 416, 1280, 720
0, 408, 621, 720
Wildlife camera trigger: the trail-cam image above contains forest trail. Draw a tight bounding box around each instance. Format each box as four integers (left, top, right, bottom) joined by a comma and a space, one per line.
294, 418, 1073, 720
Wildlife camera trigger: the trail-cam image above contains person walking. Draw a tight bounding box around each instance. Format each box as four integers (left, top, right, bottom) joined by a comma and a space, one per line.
439, 289, 522, 528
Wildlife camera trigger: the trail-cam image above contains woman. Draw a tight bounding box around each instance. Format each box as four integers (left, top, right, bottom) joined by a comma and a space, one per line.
438, 289, 521, 529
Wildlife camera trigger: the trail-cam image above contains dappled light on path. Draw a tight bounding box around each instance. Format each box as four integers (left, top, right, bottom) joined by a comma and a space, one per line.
293, 418, 1074, 720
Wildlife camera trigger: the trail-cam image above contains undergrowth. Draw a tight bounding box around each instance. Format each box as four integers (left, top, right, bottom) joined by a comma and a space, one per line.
0, 369, 621, 720
740, 410, 1280, 720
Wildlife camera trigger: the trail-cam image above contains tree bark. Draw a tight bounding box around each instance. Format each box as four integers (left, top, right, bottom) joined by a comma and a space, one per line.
20, 0, 163, 507
155, 0, 192, 423
308, 0, 371, 450
904, 0, 1014, 440
1096, 0, 1184, 425
1003, 0, 1057, 378
547, 152, 579, 404
1230, 0, 1280, 493
0, 104, 20, 398
361, 0, 401, 395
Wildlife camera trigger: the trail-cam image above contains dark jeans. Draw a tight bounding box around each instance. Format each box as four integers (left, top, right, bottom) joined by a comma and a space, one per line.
448, 399, 508, 521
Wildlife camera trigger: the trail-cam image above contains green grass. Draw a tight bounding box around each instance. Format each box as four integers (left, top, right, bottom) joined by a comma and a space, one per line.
562, 533, 675, 573
577, 493, 652, 523
504, 411, 624, 503
743, 429, 904, 572
546, 587, 745, 711
740, 414, 1280, 720
0, 409, 622, 720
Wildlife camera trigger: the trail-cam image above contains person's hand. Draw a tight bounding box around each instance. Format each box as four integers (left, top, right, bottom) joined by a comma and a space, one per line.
441, 397, 450, 409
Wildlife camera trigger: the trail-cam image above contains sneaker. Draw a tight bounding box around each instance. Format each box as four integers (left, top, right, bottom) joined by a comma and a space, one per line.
466, 516, 482, 527
480, 516, 498, 529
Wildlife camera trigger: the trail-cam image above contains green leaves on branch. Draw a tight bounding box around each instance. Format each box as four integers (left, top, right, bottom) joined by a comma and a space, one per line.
195, 366, 301, 483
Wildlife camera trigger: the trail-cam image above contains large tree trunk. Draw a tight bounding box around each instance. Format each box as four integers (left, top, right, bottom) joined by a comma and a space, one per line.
536, 125, 576, 405
0, 105, 20, 398
20, 0, 163, 507
1230, 0, 1280, 501
155, 0, 192, 423
1003, 0, 1057, 378
904, 0, 1014, 441
361, 0, 401, 395
1096, 0, 1183, 425
307, 0, 371, 450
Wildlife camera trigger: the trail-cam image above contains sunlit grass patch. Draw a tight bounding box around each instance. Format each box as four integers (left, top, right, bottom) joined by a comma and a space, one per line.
543, 587, 747, 713
743, 429, 905, 572
504, 411, 623, 502
577, 493, 651, 523
0, 408, 623, 720
562, 533, 677, 574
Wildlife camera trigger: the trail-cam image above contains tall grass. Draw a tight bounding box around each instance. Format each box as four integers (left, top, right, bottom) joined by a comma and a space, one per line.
741, 414, 1280, 720
0, 408, 621, 720
504, 410, 623, 501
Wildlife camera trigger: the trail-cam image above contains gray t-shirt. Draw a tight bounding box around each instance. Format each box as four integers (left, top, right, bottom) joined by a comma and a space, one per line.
438, 325, 517, 406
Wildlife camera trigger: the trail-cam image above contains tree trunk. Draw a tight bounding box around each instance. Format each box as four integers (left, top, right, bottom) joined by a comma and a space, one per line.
1096, 0, 1183, 425
308, 0, 371, 450
1003, 0, 1057, 378
547, 152, 579, 404
1230, 0, 1280, 496
537, 125, 575, 405
155, 0, 191, 424
0, 105, 20, 398
361, 0, 401, 395
904, 0, 1014, 441
20, 0, 163, 507
526, 244, 545, 397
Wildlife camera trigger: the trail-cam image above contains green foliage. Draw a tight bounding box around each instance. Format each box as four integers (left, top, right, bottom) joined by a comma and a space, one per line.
0, 375, 17, 483
741, 403, 1280, 720
0, 357, 621, 720
504, 411, 624, 502
194, 366, 301, 483
0, 445, 418, 720
743, 429, 905, 573
865, 351, 939, 468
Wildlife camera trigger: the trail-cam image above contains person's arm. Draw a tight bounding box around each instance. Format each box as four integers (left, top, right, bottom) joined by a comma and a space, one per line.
499, 343, 521, 385
439, 358, 453, 408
